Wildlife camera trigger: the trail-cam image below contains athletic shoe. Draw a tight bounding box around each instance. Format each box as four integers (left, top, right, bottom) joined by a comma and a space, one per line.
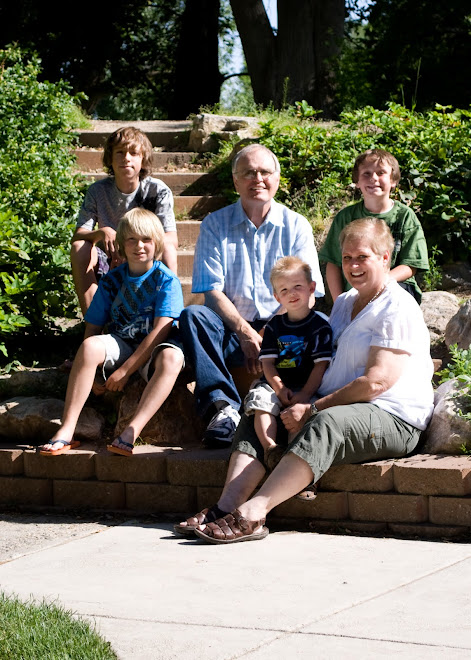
202, 406, 241, 448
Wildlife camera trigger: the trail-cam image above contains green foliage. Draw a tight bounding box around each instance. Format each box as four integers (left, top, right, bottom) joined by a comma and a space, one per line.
437, 344, 471, 385
0, 592, 117, 659
0, 47, 84, 355
256, 102, 471, 260
421, 246, 443, 292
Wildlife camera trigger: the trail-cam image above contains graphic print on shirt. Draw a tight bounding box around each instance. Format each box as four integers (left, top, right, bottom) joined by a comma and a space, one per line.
277, 335, 307, 369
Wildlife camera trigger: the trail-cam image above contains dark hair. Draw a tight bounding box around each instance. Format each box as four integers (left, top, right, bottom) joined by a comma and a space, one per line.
103, 127, 153, 179
352, 149, 401, 184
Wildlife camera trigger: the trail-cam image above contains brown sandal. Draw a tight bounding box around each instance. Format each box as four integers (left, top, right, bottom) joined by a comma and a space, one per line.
173, 505, 227, 537
295, 484, 318, 501
194, 508, 269, 544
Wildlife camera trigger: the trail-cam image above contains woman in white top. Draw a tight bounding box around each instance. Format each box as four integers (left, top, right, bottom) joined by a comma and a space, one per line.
175, 217, 434, 544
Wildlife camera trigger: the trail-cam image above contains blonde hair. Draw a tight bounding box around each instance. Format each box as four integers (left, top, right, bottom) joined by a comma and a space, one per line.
116, 208, 164, 260
270, 256, 312, 291
103, 126, 154, 179
352, 148, 401, 185
339, 218, 394, 266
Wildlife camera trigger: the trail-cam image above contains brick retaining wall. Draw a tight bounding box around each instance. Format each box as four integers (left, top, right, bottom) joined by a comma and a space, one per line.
0, 445, 470, 540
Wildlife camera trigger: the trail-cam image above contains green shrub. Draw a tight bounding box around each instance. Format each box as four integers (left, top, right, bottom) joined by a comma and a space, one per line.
256, 102, 471, 262
0, 46, 84, 356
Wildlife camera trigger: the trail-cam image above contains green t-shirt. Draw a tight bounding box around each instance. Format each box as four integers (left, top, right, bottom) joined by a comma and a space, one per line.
318, 200, 429, 301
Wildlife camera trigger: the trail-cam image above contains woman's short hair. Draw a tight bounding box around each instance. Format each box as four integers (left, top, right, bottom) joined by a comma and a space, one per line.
232, 143, 281, 174
339, 218, 395, 266
116, 208, 164, 260
103, 127, 154, 179
352, 149, 401, 184
270, 256, 312, 291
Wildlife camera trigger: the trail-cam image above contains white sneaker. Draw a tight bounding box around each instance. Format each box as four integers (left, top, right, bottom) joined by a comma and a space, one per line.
203, 406, 241, 448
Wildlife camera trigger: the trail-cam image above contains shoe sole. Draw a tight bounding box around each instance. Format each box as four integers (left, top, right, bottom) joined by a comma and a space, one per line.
194, 526, 269, 544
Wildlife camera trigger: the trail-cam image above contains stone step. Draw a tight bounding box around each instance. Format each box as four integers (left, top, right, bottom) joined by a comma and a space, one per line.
76, 120, 192, 149
177, 249, 195, 278
180, 277, 203, 307
176, 220, 201, 248
79, 171, 218, 196
74, 149, 199, 171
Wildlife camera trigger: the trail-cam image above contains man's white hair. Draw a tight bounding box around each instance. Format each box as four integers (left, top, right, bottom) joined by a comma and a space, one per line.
232, 144, 280, 174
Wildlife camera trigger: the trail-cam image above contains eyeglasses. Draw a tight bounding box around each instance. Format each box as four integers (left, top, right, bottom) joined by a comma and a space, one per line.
235, 169, 277, 180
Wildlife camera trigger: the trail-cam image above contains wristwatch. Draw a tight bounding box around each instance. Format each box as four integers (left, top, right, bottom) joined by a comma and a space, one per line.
310, 402, 319, 417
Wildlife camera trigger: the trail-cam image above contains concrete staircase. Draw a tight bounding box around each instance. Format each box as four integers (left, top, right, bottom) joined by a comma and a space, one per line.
74, 120, 227, 306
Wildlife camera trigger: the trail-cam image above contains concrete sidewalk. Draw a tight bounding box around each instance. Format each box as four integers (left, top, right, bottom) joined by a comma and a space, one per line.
0, 520, 470, 659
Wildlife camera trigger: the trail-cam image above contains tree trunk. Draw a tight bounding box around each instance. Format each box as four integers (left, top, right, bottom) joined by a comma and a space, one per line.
231, 0, 344, 117
171, 0, 223, 119
230, 0, 277, 105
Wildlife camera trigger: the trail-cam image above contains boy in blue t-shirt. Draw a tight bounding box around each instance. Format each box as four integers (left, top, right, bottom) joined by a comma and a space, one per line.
244, 257, 333, 466
40, 208, 184, 457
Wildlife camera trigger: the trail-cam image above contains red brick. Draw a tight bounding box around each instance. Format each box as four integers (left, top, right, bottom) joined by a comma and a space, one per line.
167, 448, 230, 487
388, 522, 468, 539
24, 449, 95, 480
125, 483, 196, 513
95, 445, 169, 483
319, 461, 394, 492
0, 448, 24, 475
273, 492, 349, 520
393, 454, 471, 496
429, 496, 471, 526
348, 492, 428, 523
0, 476, 52, 506
53, 479, 125, 510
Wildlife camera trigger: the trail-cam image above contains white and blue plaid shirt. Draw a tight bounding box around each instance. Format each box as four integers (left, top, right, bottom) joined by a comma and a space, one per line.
192, 199, 325, 322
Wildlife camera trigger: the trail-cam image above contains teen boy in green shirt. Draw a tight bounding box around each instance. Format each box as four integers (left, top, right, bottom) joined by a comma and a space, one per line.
319, 149, 429, 303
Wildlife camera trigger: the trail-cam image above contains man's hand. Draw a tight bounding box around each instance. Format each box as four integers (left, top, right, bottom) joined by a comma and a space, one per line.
280, 402, 310, 435
236, 323, 263, 375
289, 390, 312, 405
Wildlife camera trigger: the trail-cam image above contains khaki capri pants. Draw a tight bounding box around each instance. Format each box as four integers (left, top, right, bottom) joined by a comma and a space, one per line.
232, 402, 421, 483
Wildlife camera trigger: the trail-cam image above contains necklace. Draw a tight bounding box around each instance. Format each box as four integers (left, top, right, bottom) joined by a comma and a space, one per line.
367, 284, 386, 305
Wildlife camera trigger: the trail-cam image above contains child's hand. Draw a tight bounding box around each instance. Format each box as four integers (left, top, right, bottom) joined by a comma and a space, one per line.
276, 386, 293, 407
289, 391, 312, 405
105, 367, 130, 392
99, 226, 118, 260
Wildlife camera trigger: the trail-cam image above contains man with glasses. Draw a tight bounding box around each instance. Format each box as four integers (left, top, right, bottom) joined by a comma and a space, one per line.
179, 144, 324, 447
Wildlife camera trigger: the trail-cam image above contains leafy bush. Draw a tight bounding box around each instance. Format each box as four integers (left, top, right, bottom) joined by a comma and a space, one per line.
0, 46, 84, 356
256, 102, 471, 262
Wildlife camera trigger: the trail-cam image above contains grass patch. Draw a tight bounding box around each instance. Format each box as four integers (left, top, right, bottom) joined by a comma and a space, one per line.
0, 592, 117, 659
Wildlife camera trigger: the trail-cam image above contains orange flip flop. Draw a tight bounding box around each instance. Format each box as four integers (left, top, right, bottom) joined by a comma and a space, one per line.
107, 437, 134, 457
39, 439, 81, 456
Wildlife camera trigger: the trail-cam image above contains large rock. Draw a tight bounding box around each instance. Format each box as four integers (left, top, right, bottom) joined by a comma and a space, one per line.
189, 113, 259, 152
115, 377, 205, 445
420, 291, 460, 345
0, 397, 104, 443
445, 299, 471, 349
423, 379, 471, 454
0, 367, 68, 400
441, 262, 471, 291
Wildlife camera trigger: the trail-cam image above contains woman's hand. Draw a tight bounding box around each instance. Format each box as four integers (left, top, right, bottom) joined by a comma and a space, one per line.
280, 402, 310, 434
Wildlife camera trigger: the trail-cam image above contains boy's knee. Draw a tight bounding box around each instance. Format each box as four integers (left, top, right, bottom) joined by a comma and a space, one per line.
70, 240, 95, 267
157, 346, 184, 372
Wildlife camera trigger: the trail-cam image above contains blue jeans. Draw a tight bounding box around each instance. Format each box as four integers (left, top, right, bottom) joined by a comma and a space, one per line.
179, 305, 263, 416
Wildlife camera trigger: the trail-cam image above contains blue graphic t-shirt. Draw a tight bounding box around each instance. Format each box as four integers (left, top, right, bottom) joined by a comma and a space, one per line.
260, 310, 333, 389
85, 261, 183, 345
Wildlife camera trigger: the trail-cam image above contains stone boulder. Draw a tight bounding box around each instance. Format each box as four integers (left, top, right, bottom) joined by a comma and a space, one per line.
189, 113, 259, 152
115, 377, 205, 445
0, 397, 104, 444
420, 291, 461, 345
423, 379, 471, 454
445, 300, 471, 349
441, 262, 471, 291
0, 367, 68, 400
